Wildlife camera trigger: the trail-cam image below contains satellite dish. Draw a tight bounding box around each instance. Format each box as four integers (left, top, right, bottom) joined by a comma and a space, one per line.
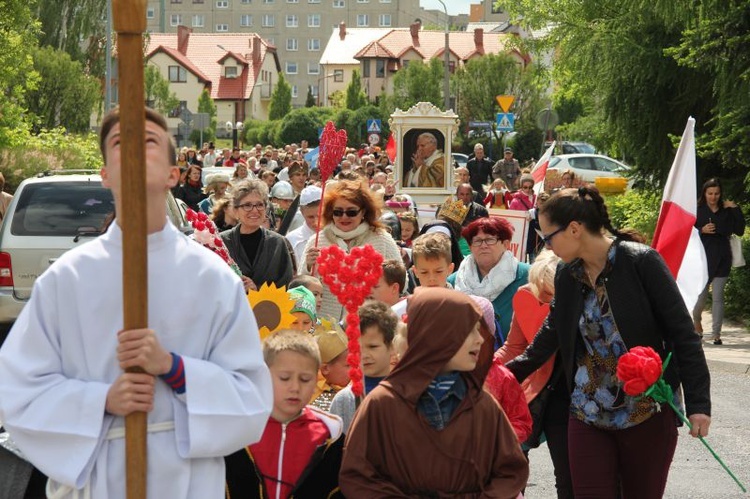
535, 109, 559, 130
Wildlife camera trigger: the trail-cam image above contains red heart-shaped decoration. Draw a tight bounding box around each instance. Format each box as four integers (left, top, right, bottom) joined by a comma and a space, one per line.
318, 121, 348, 181
512, 287, 550, 344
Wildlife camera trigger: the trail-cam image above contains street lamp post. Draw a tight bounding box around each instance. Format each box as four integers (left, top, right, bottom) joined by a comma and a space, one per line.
225, 121, 244, 149
436, 0, 450, 111
316, 73, 336, 106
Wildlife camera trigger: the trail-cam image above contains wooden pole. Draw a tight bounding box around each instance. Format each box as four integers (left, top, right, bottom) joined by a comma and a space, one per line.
112, 1, 149, 498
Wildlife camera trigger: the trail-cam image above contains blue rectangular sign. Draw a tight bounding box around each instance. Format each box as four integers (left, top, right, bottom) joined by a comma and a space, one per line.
496, 113, 515, 132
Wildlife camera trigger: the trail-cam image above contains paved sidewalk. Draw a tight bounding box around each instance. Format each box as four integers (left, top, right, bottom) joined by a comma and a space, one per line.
697, 312, 750, 374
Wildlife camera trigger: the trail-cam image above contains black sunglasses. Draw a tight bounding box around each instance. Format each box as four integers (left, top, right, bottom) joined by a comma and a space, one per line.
332, 208, 362, 218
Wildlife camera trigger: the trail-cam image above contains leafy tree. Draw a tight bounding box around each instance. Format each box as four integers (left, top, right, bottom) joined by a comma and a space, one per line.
328, 90, 345, 109
144, 65, 180, 117
305, 86, 316, 107
345, 69, 368, 110
269, 73, 292, 120
190, 89, 217, 146
0, 0, 40, 148
35, 0, 110, 83
27, 46, 100, 133
277, 107, 335, 146
387, 59, 442, 112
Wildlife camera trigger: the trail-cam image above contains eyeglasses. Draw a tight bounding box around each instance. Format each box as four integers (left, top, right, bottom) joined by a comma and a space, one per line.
471, 236, 499, 247
332, 208, 362, 218
535, 225, 567, 247
236, 202, 266, 212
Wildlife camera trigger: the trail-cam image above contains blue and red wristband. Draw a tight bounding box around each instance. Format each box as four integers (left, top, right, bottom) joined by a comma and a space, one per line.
159, 353, 186, 394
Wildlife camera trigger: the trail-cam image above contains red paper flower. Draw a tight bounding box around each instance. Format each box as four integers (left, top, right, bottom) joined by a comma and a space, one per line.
616, 346, 663, 396
318, 121, 348, 182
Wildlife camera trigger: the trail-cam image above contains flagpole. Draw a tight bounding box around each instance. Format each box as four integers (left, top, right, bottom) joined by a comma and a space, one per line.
112, 1, 149, 498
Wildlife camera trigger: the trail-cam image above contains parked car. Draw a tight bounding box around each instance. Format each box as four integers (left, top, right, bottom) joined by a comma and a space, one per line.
546, 154, 630, 183
545, 141, 597, 155
451, 153, 469, 168
0, 171, 192, 345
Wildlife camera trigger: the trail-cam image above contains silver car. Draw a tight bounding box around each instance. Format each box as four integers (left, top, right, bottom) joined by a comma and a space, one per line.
546, 154, 630, 183
0, 172, 192, 345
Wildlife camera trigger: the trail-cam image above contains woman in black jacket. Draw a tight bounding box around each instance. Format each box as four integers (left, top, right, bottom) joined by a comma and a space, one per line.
692, 178, 745, 345
507, 186, 711, 499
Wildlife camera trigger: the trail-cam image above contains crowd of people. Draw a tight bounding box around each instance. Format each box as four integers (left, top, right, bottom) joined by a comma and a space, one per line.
0, 108, 740, 499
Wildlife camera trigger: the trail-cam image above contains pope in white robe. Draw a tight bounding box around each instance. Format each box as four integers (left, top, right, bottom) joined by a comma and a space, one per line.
0, 108, 273, 499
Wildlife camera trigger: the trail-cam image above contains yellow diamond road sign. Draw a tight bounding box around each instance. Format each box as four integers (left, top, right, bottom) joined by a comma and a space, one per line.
496, 95, 514, 113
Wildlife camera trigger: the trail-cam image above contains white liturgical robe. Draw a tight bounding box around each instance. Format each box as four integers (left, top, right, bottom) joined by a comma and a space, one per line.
0, 220, 273, 498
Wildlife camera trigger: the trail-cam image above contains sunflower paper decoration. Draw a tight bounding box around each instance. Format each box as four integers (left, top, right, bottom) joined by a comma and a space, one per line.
247, 283, 297, 340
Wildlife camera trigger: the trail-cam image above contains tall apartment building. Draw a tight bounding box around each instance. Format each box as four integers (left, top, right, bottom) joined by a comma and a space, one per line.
146, 0, 422, 107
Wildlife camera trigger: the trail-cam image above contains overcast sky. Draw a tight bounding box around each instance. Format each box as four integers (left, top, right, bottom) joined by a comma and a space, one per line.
420, 0, 473, 16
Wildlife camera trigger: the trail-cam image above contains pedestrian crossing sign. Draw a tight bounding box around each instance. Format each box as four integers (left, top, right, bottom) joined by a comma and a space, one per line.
496, 113, 515, 132
367, 119, 382, 133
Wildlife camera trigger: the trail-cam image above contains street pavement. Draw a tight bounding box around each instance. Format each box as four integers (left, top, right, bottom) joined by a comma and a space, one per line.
525, 312, 750, 498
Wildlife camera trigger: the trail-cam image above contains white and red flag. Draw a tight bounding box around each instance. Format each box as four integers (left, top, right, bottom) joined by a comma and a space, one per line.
531, 141, 556, 196
651, 117, 707, 312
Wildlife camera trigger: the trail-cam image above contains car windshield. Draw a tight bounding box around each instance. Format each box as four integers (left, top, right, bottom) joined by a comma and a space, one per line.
11, 182, 114, 236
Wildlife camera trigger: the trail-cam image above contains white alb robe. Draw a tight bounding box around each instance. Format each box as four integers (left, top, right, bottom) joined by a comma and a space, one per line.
0, 221, 273, 499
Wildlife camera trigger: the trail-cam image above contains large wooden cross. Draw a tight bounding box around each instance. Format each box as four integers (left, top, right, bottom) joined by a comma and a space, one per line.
112, 1, 148, 498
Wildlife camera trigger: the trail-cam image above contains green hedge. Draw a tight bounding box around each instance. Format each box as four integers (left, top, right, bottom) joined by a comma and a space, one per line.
725, 232, 750, 327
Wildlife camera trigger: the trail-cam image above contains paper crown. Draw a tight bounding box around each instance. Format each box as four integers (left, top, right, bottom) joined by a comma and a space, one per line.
438, 196, 469, 225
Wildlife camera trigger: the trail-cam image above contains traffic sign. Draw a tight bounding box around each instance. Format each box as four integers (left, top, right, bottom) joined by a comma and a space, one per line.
496, 95, 515, 113
368, 133, 380, 145
496, 113, 515, 132
468, 121, 492, 129
366, 119, 382, 133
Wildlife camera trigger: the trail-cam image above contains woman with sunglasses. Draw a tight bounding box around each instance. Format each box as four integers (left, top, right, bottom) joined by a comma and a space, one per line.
506, 186, 711, 498
302, 179, 402, 320
509, 174, 536, 211
448, 216, 530, 339
220, 179, 294, 292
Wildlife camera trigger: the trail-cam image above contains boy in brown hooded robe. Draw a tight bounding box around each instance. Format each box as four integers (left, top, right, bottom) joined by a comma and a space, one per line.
340, 287, 529, 498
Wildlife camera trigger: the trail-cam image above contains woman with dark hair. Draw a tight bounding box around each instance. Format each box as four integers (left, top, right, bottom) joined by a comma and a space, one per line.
448, 217, 530, 337
506, 186, 711, 498
302, 179, 402, 320
175, 164, 206, 211
692, 178, 745, 344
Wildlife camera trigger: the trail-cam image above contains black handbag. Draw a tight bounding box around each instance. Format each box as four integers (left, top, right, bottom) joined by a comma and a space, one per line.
522, 362, 563, 449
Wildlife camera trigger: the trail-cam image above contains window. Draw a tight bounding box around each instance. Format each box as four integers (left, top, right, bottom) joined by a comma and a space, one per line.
309, 0, 321, 3
310, 85, 319, 97
263, 0, 274, 3
240, 14, 253, 26
266, 37, 275, 45
286, 15, 298, 27
357, 0, 368, 3
291, 85, 298, 98
225, 66, 238, 78
240, 0, 251, 3
262, 14, 274, 27
375, 59, 385, 78
193, 0, 205, 3
379, 14, 391, 26
216, 23, 229, 31
287, 38, 298, 51
216, 0, 228, 7
168, 66, 187, 82
287, 0, 299, 2
308, 62, 320, 74
380, 0, 391, 2
333, 0, 344, 6
170, 14, 182, 26
333, 69, 344, 82
307, 38, 320, 51
362, 60, 370, 77
286, 62, 298, 74
171, 0, 182, 3
192, 15, 205, 27
356, 14, 368, 27
147, 7, 155, 19
308, 14, 321, 27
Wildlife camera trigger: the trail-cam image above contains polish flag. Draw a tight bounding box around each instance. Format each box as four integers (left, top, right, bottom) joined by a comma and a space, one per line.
385, 133, 397, 163
531, 141, 556, 195
651, 117, 707, 312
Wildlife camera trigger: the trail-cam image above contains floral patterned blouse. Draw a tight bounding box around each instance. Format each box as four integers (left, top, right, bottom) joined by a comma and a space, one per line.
569, 244, 656, 429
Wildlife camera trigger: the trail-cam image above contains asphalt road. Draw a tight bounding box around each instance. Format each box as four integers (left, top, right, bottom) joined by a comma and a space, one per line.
525, 363, 750, 498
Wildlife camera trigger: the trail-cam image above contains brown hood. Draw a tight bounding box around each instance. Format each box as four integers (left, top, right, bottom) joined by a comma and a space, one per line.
383, 287, 494, 404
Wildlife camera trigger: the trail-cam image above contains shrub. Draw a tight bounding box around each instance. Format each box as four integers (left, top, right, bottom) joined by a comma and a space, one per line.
724, 232, 750, 326
604, 188, 661, 243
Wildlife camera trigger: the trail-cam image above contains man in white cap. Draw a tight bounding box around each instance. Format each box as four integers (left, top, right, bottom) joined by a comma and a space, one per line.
285, 185, 322, 268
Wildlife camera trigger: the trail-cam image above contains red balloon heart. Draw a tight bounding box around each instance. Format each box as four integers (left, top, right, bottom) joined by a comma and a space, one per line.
317, 244, 383, 397
318, 121, 348, 182
512, 287, 550, 344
